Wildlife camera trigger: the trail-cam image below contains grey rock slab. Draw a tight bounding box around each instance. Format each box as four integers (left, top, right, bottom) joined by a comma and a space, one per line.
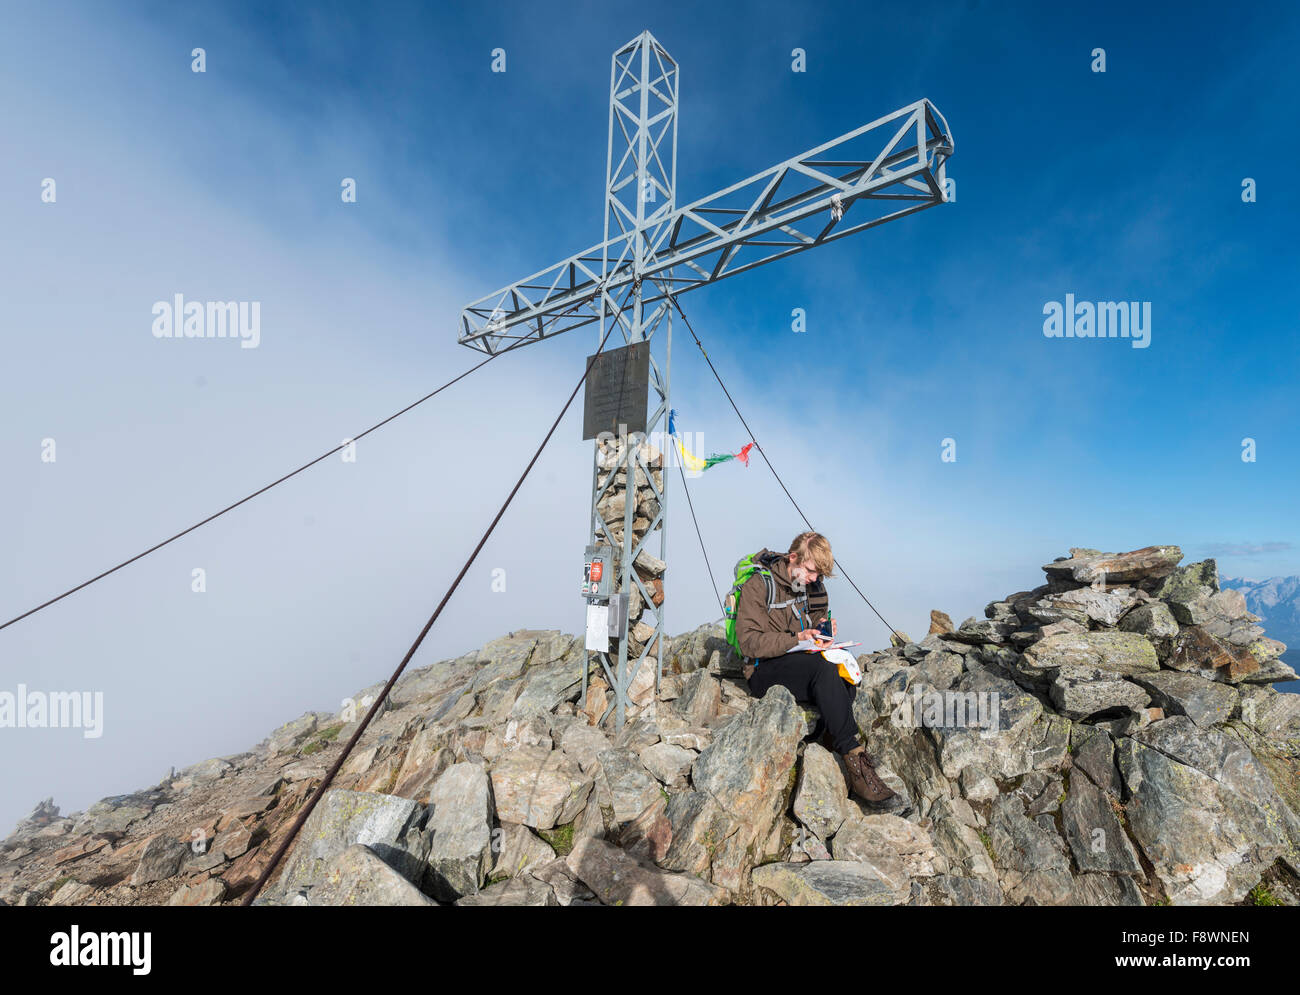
1130, 716, 1244, 781
455, 875, 558, 906
1202, 617, 1266, 647
473, 633, 542, 681
1118, 602, 1180, 640
489, 746, 593, 831
510, 650, 585, 719
930, 816, 996, 880
89, 805, 152, 836
1060, 770, 1142, 874
832, 813, 941, 880
490, 823, 555, 880
664, 623, 733, 676
557, 721, 612, 772
1239, 687, 1300, 755
184, 758, 234, 783
912, 651, 964, 691
859, 708, 946, 817
572, 792, 607, 841
305, 844, 439, 906
658, 789, 741, 879
692, 685, 807, 828
1043, 546, 1183, 585
166, 878, 228, 906
987, 794, 1076, 906
929, 793, 982, 829
1024, 631, 1159, 679
1014, 770, 1064, 817
907, 874, 1004, 906
1070, 872, 1145, 906
792, 743, 849, 843
130, 834, 190, 886
959, 764, 999, 802
527, 856, 597, 905
751, 860, 908, 906
616, 794, 673, 865
945, 619, 1012, 645
1049, 670, 1150, 720
475, 680, 524, 725
470, 654, 531, 695
1155, 558, 1219, 601
567, 837, 727, 905
277, 789, 429, 892
482, 715, 552, 763
926, 667, 1069, 780
266, 713, 320, 754
1131, 715, 1300, 872
1024, 588, 1140, 627
675, 669, 721, 726
424, 762, 492, 901
1116, 736, 1295, 903
1071, 726, 1122, 797
612, 713, 662, 752
638, 742, 695, 789
1129, 671, 1239, 728
594, 747, 662, 825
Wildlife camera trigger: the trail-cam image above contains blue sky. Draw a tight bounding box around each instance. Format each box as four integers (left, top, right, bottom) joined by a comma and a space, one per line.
1, 0, 1297, 833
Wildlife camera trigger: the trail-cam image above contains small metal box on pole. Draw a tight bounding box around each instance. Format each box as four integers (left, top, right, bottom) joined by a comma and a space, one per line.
582, 544, 627, 654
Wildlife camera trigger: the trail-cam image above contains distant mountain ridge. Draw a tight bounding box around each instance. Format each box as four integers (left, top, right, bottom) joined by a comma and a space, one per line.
1220, 575, 1300, 692
1221, 576, 1300, 615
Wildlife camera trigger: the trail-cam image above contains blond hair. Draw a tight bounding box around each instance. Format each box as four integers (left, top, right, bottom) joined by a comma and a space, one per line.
787, 531, 833, 578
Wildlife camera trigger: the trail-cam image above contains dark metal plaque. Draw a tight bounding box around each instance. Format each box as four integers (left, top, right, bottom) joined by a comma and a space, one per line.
582, 340, 649, 440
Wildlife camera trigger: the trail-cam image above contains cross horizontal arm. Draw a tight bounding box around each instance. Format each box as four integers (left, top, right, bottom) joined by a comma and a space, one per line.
457, 99, 953, 355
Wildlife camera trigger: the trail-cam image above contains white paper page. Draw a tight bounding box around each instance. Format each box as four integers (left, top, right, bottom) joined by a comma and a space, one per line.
585, 603, 610, 652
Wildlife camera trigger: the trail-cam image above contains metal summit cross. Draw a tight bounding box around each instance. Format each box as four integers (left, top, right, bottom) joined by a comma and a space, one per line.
457, 30, 954, 729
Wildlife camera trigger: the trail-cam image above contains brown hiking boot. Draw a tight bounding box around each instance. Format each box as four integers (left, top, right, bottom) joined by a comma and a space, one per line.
843, 749, 896, 803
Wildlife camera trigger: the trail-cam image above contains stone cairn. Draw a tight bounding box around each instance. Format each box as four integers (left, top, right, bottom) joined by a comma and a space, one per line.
592, 435, 666, 708
2, 544, 1297, 907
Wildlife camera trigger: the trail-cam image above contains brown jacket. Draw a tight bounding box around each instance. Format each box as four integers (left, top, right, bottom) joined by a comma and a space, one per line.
734, 548, 830, 661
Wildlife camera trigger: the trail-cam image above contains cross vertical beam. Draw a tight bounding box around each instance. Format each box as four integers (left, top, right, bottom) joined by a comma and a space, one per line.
587, 31, 679, 728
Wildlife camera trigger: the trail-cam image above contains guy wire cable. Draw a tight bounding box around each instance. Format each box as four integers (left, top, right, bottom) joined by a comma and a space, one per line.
676, 457, 725, 618
0, 307, 587, 633
240, 283, 635, 905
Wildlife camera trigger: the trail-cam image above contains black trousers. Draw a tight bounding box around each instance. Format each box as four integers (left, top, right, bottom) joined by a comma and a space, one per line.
745, 650, 860, 754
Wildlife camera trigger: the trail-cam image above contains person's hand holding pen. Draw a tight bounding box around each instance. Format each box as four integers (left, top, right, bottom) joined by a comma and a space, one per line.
812, 613, 838, 642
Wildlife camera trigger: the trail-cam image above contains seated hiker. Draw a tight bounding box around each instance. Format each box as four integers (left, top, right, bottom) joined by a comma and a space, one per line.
728, 531, 895, 803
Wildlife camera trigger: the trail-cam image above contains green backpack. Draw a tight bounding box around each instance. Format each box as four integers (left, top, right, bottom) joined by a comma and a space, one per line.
723, 550, 809, 662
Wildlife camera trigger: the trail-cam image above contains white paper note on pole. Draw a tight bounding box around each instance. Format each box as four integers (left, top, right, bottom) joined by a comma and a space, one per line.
585, 603, 610, 652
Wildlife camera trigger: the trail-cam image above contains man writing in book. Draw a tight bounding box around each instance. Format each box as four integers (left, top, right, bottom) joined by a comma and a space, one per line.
735, 531, 895, 803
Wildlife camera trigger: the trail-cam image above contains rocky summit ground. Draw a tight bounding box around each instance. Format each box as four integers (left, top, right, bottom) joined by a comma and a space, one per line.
4, 543, 1300, 907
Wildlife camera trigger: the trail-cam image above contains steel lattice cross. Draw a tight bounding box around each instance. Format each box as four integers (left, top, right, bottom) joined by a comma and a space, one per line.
457, 29, 954, 728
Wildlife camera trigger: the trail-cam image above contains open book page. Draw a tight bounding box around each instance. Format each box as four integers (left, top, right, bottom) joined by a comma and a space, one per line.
792, 639, 862, 652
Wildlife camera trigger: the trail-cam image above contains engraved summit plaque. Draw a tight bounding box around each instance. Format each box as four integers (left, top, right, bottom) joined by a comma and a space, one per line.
582, 340, 649, 440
